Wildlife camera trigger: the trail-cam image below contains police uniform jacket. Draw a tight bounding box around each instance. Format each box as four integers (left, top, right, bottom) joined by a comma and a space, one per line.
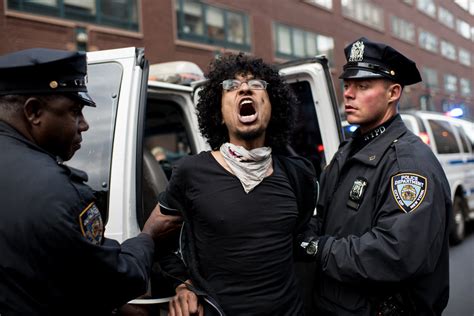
0, 121, 154, 315
314, 115, 450, 315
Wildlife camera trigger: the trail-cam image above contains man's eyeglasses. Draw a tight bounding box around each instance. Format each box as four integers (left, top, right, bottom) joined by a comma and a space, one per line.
221, 79, 268, 91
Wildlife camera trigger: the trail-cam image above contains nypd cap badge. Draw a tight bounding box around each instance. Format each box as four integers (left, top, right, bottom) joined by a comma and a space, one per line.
391, 173, 427, 213
348, 40, 364, 62
79, 202, 104, 245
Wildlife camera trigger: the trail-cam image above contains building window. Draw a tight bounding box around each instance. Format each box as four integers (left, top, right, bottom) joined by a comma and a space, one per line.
444, 74, 458, 93
422, 67, 439, 89
274, 23, 334, 63
341, 0, 384, 31
455, 0, 469, 10
175, 0, 250, 51
391, 15, 415, 43
459, 48, 471, 66
418, 29, 438, 53
460, 78, 472, 96
7, 0, 139, 31
456, 19, 471, 39
440, 40, 456, 61
438, 7, 454, 29
303, 0, 332, 10
416, 0, 436, 17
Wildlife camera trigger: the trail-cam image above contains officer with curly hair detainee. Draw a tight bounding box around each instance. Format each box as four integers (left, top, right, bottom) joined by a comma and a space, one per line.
0, 48, 182, 315
302, 37, 451, 315
156, 53, 318, 315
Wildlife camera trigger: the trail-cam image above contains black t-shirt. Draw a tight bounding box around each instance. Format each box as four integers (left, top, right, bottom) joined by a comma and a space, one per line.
167, 151, 304, 315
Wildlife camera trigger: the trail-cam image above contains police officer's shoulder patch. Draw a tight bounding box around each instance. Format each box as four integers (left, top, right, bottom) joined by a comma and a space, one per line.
391, 173, 427, 213
79, 202, 104, 245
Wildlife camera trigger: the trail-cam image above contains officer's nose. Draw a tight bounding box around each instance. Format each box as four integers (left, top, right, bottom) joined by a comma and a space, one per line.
79, 114, 89, 132
343, 83, 355, 99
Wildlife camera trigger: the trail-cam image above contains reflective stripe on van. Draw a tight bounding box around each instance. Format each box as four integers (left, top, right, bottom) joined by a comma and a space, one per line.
448, 159, 474, 165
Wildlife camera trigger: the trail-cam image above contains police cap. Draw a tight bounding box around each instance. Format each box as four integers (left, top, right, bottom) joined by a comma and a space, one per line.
339, 37, 422, 86
0, 48, 95, 106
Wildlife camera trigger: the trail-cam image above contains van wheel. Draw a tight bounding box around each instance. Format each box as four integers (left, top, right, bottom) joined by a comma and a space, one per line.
450, 196, 465, 245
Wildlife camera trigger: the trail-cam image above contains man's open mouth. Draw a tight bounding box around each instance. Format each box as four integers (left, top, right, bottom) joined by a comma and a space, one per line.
238, 98, 257, 123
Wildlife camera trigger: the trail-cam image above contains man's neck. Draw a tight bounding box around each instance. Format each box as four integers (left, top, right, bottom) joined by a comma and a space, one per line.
228, 138, 265, 150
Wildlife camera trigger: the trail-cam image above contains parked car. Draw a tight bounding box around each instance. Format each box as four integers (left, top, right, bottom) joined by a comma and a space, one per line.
65, 47, 343, 308
400, 111, 474, 244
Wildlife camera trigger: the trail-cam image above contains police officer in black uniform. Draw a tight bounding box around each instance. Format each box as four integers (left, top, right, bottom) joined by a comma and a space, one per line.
300, 37, 451, 315
0, 48, 182, 315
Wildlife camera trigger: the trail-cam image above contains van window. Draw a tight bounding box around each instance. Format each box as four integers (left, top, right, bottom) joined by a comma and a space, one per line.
289, 81, 326, 178
144, 99, 193, 179
428, 119, 460, 154
67, 62, 123, 192
455, 125, 470, 153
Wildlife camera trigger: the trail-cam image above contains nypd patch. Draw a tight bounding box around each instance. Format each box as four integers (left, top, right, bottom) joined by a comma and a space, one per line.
391, 173, 427, 213
79, 203, 104, 245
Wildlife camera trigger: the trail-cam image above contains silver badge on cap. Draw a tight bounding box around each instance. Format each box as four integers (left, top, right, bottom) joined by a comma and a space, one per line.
349, 40, 364, 62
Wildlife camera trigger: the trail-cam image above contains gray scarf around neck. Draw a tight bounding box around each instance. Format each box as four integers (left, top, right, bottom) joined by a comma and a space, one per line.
219, 142, 272, 193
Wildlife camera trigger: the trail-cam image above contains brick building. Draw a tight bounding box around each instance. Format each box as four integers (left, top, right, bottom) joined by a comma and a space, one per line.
1, 0, 473, 119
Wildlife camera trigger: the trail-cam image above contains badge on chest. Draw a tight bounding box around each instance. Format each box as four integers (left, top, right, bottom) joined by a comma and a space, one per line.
347, 177, 368, 210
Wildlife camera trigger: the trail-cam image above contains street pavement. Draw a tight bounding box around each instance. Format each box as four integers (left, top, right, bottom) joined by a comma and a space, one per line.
444, 223, 474, 316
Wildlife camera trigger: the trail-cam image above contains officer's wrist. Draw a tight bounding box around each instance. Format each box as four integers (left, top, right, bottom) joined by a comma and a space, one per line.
300, 238, 319, 257
299, 235, 329, 263
314, 235, 329, 264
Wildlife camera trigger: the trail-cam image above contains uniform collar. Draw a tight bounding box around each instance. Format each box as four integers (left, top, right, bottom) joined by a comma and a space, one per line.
0, 120, 60, 162
349, 115, 407, 166
0, 120, 89, 181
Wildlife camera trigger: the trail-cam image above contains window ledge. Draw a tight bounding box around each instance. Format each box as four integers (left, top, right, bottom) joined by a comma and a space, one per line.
175, 39, 251, 54
6, 10, 77, 27
5, 9, 142, 38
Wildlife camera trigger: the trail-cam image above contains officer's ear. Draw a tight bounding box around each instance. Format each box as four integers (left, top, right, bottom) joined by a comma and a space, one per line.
23, 97, 46, 126
387, 83, 402, 105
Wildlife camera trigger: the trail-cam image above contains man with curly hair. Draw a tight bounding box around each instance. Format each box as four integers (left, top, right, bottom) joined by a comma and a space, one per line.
157, 53, 318, 315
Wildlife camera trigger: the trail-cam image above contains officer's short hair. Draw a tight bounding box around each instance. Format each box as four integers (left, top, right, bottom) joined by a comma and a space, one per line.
0, 95, 28, 114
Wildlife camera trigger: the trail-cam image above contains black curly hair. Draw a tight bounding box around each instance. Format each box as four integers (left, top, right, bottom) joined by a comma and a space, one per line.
196, 52, 297, 151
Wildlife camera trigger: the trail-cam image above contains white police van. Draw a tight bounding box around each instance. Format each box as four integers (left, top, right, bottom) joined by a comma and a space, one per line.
66, 47, 343, 307
400, 111, 474, 244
